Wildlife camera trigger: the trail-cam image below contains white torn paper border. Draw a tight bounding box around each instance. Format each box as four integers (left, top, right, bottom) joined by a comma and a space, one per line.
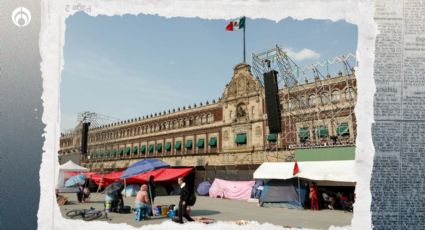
38, 0, 377, 229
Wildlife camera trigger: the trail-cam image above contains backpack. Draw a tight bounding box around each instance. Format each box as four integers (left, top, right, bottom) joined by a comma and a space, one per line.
186, 193, 196, 206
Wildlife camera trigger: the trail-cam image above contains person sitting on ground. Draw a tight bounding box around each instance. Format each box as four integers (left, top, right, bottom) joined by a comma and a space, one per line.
135, 184, 152, 216
105, 185, 125, 212
338, 192, 353, 212
322, 190, 335, 210
105, 190, 117, 211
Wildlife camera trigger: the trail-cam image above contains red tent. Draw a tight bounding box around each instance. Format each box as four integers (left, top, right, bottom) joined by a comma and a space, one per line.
71, 168, 193, 188
131, 168, 193, 183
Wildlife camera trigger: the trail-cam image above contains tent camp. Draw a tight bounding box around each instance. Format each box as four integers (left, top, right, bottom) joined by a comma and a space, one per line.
260, 178, 308, 209
122, 184, 141, 197
57, 160, 89, 192
74, 168, 193, 189
253, 160, 356, 208
209, 178, 255, 200
197, 181, 212, 196
253, 160, 356, 186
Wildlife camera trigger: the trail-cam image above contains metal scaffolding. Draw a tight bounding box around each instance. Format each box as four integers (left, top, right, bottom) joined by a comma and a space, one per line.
252, 45, 357, 148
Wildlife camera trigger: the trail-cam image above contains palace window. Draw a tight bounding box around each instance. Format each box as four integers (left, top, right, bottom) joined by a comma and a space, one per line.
299, 127, 310, 141
321, 93, 330, 105
331, 90, 340, 103
308, 94, 317, 107
235, 133, 247, 145
207, 113, 213, 123
345, 87, 355, 101
315, 126, 329, 138
300, 96, 307, 108
289, 98, 297, 110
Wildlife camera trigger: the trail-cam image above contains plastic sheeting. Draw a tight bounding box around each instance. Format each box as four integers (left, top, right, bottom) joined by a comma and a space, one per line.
253, 160, 356, 184
197, 181, 212, 196
57, 161, 89, 192
130, 167, 192, 183
72, 168, 193, 188
122, 184, 141, 197
259, 179, 307, 209
209, 178, 255, 200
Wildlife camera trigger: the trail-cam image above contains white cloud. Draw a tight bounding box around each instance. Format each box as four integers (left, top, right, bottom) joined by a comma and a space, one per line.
286, 48, 320, 61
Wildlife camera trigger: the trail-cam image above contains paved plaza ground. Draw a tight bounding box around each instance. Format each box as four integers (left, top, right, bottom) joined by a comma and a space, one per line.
59, 193, 352, 229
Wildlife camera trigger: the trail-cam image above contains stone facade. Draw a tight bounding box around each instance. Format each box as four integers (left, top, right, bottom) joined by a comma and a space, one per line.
59, 63, 356, 172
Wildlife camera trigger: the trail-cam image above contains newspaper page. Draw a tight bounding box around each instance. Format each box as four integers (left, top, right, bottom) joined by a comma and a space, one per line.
372, 0, 425, 228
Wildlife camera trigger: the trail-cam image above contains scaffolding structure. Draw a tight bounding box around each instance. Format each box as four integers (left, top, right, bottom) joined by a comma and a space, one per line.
252, 45, 357, 148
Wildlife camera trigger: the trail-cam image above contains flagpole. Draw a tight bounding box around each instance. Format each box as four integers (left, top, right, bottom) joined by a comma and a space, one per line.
298, 175, 301, 208
243, 22, 246, 63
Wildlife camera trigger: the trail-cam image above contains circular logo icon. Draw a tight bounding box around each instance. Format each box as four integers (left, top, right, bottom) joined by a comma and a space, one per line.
12, 7, 31, 27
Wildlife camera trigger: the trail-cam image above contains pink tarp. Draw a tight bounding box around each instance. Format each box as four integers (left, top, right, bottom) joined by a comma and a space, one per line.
209, 178, 255, 200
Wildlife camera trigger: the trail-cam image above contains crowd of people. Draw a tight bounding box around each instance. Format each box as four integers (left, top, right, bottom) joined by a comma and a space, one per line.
62, 173, 353, 225
92, 174, 197, 224
305, 182, 354, 212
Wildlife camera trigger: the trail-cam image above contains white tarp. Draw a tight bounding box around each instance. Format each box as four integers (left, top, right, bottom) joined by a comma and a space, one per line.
59, 160, 89, 171
57, 160, 89, 192
253, 160, 356, 184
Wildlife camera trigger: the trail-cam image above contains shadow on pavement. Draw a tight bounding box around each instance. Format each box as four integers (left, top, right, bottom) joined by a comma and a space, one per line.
191, 209, 221, 216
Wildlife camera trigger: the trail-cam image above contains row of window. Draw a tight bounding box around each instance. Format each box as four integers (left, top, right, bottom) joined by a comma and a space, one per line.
298, 123, 350, 140
87, 113, 214, 143
89, 137, 218, 159
286, 87, 355, 110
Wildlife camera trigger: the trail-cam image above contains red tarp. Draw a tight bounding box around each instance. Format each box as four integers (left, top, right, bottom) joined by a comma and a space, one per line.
131, 168, 192, 183
69, 168, 193, 188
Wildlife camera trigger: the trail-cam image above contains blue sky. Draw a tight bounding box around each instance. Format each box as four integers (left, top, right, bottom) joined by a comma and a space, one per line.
61, 13, 357, 132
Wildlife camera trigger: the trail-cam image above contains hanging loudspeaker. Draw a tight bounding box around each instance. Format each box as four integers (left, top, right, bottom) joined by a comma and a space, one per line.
81, 122, 90, 154
263, 70, 282, 134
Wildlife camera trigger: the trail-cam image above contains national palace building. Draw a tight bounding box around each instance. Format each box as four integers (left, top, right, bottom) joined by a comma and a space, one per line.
59, 63, 357, 179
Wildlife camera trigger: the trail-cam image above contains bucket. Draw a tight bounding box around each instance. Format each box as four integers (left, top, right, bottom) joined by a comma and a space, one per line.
155, 206, 162, 216
168, 209, 175, 219
161, 205, 169, 216
105, 201, 112, 212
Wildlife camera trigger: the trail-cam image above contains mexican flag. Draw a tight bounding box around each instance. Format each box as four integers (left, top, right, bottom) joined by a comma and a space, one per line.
226, 17, 246, 31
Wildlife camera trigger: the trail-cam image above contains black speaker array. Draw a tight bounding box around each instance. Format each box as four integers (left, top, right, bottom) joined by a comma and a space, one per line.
263, 70, 282, 133
81, 122, 90, 154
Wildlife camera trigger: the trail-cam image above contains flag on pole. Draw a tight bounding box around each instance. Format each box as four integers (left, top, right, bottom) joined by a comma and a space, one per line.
293, 160, 300, 176
226, 17, 246, 31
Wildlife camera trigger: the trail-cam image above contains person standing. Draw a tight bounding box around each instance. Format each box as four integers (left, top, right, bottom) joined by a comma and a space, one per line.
148, 175, 156, 203
97, 177, 104, 193
77, 183, 84, 203
309, 182, 319, 210
175, 176, 194, 223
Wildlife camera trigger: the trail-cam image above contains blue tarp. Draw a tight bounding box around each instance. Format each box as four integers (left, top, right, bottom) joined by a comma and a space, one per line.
197, 181, 212, 196
251, 180, 265, 199
120, 158, 169, 179
64, 174, 87, 187
122, 184, 141, 197
259, 178, 307, 209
